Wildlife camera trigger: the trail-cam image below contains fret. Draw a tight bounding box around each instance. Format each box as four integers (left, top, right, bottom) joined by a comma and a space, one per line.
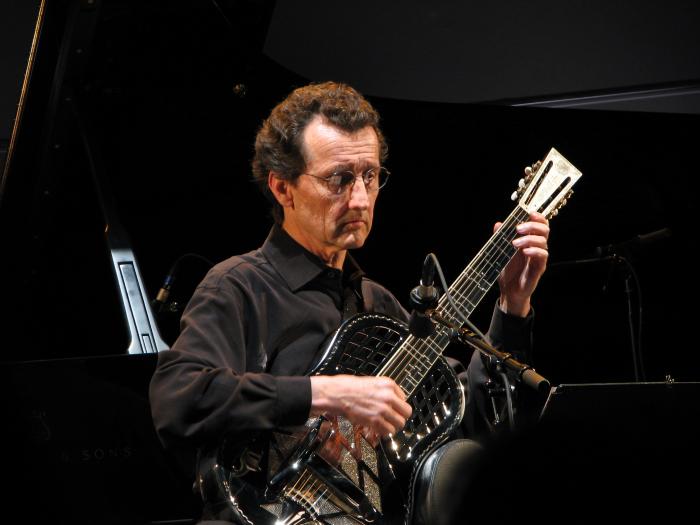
377, 207, 530, 397
410, 358, 430, 377
489, 240, 511, 259
399, 374, 417, 392
376, 177, 569, 398
451, 288, 478, 311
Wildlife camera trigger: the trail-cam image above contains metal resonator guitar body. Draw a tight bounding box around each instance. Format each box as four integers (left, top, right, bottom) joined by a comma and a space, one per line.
203, 313, 465, 525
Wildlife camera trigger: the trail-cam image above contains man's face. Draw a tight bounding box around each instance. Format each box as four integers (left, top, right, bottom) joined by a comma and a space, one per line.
280, 115, 381, 264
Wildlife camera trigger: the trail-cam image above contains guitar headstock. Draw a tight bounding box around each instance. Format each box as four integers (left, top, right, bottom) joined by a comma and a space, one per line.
511, 148, 582, 219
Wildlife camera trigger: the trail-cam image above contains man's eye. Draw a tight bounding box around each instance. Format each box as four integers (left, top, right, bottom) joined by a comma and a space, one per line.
333, 172, 355, 187
326, 174, 342, 187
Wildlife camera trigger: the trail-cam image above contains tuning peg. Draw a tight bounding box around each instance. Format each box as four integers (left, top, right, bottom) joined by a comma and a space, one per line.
511, 190, 519, 201
518, 178, 526, 188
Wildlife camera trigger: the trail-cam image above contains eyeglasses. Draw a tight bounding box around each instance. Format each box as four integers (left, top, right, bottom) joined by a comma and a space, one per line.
302, 166, 390, 195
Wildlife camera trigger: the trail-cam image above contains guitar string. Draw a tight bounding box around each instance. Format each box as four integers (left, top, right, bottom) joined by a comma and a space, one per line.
388, 229, 516, 389
392, 210, 526, 395
288, 468, 331, 517
441, 207, 526, 310
289, 450, 374, 520
423, 208, 524, 352
379, 207, 527, 391
380, 278, 501, 392
281, 208, 531, 516
424, 208, 524, 323
379, 209, 523, 390
307, 473, 338, 517
297, 465, 353, 518
280, 206, 524, 484
279, 198, 550, 513
309, 478, 332, 515
287, 468, 312, 497
445, 209, 526, 318
403, 212, 519, 378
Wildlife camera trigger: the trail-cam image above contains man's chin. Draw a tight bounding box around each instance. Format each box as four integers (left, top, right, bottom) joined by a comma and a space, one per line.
344, 237, 366, 250
338, 229, 369, 250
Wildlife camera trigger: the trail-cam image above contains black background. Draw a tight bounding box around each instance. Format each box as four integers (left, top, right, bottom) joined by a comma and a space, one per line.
1, 2, 699, 522
2, 1, 698, 384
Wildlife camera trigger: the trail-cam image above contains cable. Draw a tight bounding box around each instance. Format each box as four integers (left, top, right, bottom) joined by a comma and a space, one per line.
427, 252, 488, 341
499, 371, 516, 430
153, 253, 215, 311
167, 252, 215, 276
616, 255, 645, 381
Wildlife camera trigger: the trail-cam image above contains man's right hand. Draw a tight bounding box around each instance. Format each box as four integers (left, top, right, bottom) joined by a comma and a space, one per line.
309, 375, 412, 440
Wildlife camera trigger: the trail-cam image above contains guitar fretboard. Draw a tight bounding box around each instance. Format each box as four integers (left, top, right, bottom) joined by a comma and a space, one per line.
379, 206, 530, 396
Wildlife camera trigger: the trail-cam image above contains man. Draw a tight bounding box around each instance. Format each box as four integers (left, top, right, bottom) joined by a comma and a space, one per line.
149, 81, 549, 523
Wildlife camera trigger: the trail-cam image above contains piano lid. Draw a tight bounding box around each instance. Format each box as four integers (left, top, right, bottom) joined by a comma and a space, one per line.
0, 0, 299, 361
2, 352, 201, 523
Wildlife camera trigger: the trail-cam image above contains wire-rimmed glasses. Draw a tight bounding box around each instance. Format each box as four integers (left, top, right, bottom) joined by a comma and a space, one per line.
302, 166, 390, 195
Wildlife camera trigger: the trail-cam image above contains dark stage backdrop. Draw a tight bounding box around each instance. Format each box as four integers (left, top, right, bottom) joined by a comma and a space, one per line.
1, 2, 699, 523
0, 0, 698, 387
264, 0, 700, 108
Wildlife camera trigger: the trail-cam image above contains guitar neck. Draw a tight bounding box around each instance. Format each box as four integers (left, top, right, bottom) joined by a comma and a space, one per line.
379, 205, 530, 395
439, 206, 529, 324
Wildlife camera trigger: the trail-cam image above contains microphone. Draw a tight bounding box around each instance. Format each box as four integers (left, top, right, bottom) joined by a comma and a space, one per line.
151, 252, 215, 313
152, 268, 177, 311
409, 254, 439, 338
595, 228, 672, 257
419, 253, 437, 300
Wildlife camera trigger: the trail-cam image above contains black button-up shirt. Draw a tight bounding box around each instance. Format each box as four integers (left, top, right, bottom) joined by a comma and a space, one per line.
150, 226, 408, 468
149, 225, 532, 473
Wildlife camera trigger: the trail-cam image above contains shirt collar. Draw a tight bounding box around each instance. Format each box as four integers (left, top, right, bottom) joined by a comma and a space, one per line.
261, 224, 365, 292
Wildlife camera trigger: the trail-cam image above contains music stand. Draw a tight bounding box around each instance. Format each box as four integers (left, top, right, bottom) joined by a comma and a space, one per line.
457, 381, 700, 523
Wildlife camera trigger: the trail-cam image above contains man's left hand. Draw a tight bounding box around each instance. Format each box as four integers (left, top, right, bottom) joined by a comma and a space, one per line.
495, 211, 549, 317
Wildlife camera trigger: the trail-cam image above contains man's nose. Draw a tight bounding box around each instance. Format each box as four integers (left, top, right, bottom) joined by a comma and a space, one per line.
348, 178, 370, 209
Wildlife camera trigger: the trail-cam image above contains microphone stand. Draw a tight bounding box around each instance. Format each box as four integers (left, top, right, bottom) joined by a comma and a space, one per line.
409, 252, 550, 429
551, 253, 645, 382
455, 325, 550, 394
429, 310, 551, 431
612, 254, 645, 382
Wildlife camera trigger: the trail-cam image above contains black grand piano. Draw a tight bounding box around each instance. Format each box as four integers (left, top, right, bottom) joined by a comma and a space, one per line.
2, 1, 700, 523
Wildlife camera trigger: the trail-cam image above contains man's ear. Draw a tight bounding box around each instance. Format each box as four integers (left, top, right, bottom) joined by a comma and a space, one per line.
268, 172, 294, 208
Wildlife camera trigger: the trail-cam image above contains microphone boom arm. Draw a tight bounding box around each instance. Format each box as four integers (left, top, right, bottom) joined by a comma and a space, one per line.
429, 310, 551, 394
